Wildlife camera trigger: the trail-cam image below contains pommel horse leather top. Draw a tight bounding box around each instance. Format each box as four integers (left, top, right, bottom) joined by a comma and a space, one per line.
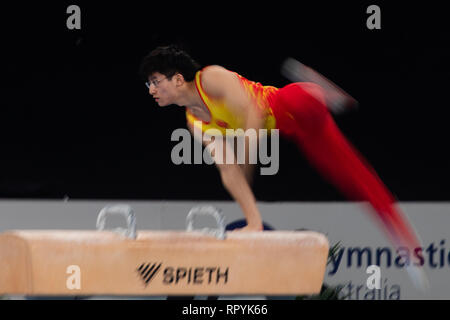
0, 205, 329, 296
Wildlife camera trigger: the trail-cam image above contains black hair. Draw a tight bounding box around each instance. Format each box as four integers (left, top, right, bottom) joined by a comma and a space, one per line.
139, 45, 201, 82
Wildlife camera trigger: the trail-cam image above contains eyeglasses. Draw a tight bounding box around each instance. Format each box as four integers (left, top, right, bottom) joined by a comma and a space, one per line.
145, 76, 167, 89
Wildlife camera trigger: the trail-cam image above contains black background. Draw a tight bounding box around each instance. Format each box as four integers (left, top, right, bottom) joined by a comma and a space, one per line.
1, 1, 449, 201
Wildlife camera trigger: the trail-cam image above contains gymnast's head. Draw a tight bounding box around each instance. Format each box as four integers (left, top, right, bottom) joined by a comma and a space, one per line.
139, 44, 201, 107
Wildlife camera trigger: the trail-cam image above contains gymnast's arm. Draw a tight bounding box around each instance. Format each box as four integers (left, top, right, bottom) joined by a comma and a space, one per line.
187, 121, 263, 231
242, 95, 265, 185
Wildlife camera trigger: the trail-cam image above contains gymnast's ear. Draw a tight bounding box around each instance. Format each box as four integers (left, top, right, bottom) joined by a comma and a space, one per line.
174, 72, 186, 87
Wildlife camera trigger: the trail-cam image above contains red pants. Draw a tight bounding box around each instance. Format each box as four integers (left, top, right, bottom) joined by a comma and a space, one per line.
271, 83, 420, 250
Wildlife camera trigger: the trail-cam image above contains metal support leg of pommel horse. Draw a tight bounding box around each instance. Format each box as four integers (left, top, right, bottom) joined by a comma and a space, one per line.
0, 205, 329, 297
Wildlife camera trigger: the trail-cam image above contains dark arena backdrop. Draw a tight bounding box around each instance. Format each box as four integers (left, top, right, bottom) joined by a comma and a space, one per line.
2, 1, 449, 202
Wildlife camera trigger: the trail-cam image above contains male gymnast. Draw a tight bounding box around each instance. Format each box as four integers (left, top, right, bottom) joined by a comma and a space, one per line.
139, 45, 427, 288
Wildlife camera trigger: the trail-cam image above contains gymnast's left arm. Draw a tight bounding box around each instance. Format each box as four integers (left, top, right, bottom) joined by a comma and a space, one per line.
241, 95, 265, 184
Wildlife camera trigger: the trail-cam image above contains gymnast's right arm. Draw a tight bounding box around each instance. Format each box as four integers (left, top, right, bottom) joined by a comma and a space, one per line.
187, 121, 263, 231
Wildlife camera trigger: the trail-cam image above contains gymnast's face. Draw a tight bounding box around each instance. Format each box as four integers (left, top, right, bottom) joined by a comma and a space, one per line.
147, 72, 182, 107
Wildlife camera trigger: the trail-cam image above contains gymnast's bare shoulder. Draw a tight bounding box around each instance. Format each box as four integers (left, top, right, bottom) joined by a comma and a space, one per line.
199, 65, 237, 98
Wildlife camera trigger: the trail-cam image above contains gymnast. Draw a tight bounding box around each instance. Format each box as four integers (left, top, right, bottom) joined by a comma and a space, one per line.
138, 45, 424, 284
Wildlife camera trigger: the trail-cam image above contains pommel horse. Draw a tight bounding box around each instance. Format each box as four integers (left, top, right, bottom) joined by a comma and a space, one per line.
0, 205, 329, 297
